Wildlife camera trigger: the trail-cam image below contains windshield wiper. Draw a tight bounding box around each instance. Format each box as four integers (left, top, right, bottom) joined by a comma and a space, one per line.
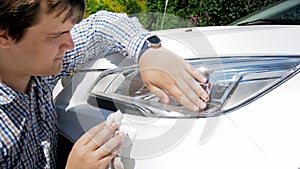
237, 19, 300, 26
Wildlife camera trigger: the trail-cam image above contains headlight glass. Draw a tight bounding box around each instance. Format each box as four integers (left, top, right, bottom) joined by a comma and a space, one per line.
88, 56, 300, 118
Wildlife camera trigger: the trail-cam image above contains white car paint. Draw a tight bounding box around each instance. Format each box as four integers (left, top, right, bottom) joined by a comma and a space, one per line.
55, 25, 300, 169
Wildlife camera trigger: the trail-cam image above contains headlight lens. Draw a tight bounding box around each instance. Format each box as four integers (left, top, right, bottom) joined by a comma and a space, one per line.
88, 56, 300, 118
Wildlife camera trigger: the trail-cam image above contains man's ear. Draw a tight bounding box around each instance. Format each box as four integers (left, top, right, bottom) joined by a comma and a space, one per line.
0, 30, 13, 48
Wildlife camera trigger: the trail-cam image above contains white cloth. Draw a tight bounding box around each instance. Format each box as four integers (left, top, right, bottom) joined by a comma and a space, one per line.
106, 111, 125, 169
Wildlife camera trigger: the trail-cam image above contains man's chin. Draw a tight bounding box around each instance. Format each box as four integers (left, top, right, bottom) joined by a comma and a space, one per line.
50, 67, 63, 76
38, 66, 63, 76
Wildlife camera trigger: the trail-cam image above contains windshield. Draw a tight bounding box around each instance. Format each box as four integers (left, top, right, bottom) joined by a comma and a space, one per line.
231, 0, 300, 25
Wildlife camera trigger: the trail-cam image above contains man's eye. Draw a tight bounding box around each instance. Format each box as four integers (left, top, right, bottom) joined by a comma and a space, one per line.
50, 34, 61, 38
48, 31, 69, 38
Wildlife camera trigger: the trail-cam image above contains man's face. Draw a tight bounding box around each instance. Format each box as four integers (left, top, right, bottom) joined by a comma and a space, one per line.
8, 9, 75, 76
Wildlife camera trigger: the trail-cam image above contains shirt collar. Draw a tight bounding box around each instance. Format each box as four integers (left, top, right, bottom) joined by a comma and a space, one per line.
0, 82, 17, 105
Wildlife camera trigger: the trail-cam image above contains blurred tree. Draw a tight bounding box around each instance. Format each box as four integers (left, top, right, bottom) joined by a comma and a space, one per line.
85, 0, 281, 29
145, 0, 281, 26
85, 0, 146, 16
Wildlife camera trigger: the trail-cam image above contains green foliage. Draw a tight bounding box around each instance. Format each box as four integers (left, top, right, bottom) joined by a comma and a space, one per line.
85, 0, 146, 17
145, 0, 281, 27
130, 12, 193, 31
85, 0, 281, 30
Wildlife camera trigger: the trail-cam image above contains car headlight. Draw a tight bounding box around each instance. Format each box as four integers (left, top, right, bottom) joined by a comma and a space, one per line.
88, 56, 300, 118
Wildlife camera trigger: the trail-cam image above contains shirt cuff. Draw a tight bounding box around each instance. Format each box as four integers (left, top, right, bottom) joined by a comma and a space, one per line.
128, 33, 157, 63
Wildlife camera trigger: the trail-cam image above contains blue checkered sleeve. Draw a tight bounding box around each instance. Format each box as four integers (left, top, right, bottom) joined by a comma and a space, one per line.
48, 11, 151, 86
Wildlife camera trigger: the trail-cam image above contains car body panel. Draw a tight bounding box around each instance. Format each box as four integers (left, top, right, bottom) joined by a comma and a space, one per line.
55, 25, 300, 169
158, 25, 300, 59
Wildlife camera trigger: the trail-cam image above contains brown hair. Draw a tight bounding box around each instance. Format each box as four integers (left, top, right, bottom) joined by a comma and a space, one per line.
0, 0, 85, 42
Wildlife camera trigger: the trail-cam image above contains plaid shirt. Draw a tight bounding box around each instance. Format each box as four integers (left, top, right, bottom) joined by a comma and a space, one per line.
0, 11, 150, 168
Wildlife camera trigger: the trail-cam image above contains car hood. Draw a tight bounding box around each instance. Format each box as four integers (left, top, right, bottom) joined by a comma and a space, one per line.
156, 25, 300, 59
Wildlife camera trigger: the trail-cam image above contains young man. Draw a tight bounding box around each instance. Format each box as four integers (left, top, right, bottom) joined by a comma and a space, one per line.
0, 0, 209, 168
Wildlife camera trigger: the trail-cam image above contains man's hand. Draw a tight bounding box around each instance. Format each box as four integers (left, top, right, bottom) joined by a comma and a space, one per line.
138, 47, 210, 112
65, 121, 125, 169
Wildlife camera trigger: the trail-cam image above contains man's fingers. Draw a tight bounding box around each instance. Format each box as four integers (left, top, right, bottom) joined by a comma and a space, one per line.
178, 79, 208, 109
147, 84, 170, 104
76, 122, 107, 146
141, 68, 208, 111
186, 62, 208, 83
180, 72, 209, 102
85, 122, 119, 151
97, 155, 115, 169
96, 133, 125, 159
174, 79, 207, 111
165, 85, 199, 112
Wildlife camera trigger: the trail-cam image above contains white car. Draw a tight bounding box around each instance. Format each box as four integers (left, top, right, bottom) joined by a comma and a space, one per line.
55, 1, 300, 168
